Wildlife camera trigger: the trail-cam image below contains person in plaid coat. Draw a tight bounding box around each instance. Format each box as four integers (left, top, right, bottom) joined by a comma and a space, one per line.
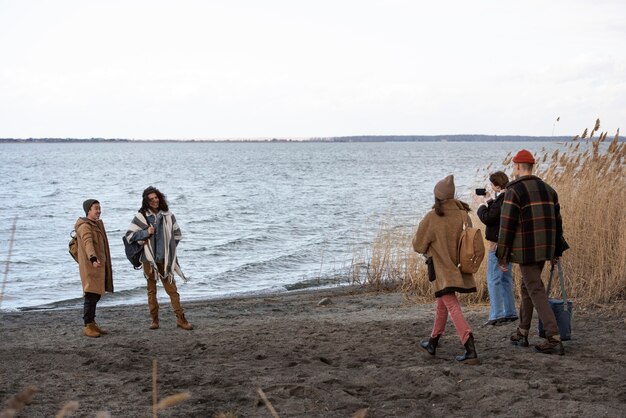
496, 149, 567, 355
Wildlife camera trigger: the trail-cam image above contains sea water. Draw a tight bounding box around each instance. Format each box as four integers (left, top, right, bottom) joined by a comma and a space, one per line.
0, 141, 559, 311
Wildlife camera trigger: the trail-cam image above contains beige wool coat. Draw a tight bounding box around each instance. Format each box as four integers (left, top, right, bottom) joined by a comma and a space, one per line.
412, 199, 477, 297
75, 217, 114, 295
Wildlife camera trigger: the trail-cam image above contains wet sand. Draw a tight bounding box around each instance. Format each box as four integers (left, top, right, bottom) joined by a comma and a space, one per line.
1, 287, 625, 417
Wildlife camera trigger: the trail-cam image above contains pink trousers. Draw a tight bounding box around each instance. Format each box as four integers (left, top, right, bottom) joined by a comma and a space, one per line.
431, 293, 472, 344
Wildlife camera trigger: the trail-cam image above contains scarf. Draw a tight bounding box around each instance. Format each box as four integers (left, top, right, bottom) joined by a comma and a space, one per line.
125, 211, 187, 283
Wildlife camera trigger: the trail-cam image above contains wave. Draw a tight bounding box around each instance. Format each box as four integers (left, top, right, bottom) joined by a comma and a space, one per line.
43, 188, 61, 197
212, 250, 311, 280
283, 274, 348, 291
211, 234, 276, 250
187, 216, 220, 225
185, 246, 210, 252
17, 286, 147, 312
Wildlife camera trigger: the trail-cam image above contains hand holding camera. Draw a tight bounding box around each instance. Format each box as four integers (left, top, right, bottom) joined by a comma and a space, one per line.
473, 187, 490, 205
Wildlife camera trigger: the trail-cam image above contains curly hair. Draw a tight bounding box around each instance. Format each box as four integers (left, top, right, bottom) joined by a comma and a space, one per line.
140, 186, 169, 215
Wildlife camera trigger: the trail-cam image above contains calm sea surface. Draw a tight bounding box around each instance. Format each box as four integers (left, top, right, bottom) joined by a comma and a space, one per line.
0, 141, 560, 311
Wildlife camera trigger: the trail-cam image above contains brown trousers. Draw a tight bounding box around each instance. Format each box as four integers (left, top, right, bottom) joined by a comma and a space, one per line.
519, 262, 560, 339
143, 262, 183, 319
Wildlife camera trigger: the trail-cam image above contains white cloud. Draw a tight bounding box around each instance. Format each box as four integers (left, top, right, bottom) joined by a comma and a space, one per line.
0, 0, 624, 138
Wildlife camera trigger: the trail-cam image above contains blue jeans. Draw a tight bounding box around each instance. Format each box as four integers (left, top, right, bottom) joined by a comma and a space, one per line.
487, 250, 517, 320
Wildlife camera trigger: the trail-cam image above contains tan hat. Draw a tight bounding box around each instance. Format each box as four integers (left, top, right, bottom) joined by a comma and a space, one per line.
434, 175, 455, 200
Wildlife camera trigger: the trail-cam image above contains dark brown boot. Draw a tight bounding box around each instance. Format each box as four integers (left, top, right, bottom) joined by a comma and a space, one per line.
420, 335, 440, 355
455, 334, 480, 365
534, 336, 564, 355
510, 328, 529, 347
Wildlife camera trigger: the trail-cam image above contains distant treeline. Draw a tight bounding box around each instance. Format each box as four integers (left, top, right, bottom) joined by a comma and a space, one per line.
1, 135, 623, 143
311, 135, 580, 142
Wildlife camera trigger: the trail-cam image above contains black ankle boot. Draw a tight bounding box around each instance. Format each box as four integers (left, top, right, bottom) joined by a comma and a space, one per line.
420, 335, 440, 355
455, 334, 480, 364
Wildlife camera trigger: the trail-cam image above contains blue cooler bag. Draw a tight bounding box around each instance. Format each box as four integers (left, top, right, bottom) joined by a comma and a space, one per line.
538, 261, 573, 341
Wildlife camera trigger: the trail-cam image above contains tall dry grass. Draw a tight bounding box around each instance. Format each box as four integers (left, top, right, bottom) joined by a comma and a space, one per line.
350, 222, 423, 294
352, 123, 625, 306
532, 129, 626, 304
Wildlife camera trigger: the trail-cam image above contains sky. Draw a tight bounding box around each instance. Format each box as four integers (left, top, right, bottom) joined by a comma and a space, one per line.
1, 0, 625, 139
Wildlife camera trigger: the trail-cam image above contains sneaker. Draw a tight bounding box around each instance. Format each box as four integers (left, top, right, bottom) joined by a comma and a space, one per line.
482, 319, 499, 327
534, 337, 564, 355
510, 328, 529, 347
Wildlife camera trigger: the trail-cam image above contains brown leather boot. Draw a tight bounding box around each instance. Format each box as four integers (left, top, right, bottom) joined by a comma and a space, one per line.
149, 315, 159, 330
83, 322, 101, 338
93, 322, 108, 335
510, 328, 529, 347
176, 313, 193, 330
534, 336, 564, 355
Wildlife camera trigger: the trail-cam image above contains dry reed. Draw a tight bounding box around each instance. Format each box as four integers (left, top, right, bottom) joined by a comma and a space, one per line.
350, 222, 423, 295
534, 127, 626, 304
0, 386, 37, 418
152, 359, 158, 418
352, 122, 625, 306
0, 217, 18, 310
156, 392, 191, 411
214, 413, 238, 418
55, 400, 79, 418
149, 358, 191, 416
352, 408, 369, 418
256, 388, 280, 418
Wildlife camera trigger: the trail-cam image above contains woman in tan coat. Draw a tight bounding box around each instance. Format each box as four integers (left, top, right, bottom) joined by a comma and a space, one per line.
75, 199, 114, 337
412, 175, 479, 364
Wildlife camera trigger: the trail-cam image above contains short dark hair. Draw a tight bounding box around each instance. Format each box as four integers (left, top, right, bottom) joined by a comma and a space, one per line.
489, 171, 509, 189
140, 186, 169, 214
518, 162, 534, 171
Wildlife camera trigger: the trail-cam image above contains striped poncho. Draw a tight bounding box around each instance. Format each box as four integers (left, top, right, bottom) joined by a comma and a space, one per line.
125, 210, 187, 283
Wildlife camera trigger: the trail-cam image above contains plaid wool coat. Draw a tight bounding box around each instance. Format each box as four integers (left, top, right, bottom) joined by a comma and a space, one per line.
496, 175, 566, 265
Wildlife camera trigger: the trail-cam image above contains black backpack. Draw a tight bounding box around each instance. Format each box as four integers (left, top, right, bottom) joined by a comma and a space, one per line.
122, 235, 144, 270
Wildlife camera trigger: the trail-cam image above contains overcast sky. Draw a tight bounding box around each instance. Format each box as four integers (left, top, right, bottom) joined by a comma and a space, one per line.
1, 0, 624, 139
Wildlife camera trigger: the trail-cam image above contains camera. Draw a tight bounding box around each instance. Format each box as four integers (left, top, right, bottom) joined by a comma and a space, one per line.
475, 188, 487, 196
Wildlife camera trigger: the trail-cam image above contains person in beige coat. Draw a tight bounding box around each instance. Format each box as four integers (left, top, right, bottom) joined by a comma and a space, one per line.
75, 199, 114, 337
412, 175, 479, 364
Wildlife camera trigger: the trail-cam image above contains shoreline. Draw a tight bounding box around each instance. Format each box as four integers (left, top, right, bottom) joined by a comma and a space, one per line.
3, 282, 355, 313
1, 286, 625, 417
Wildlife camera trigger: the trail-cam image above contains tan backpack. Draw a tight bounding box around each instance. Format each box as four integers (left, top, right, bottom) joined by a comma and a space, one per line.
69, 230, 78, 263
457, 221, 485, 274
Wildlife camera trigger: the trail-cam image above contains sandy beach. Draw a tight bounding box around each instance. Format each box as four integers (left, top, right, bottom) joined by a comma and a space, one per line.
1, 287, 625, 417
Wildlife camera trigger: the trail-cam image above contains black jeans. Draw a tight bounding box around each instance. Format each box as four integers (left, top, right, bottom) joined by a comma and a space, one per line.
83, 292, 101, 325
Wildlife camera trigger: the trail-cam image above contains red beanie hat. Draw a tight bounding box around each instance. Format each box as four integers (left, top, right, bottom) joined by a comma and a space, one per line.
512, 149, 536, 164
